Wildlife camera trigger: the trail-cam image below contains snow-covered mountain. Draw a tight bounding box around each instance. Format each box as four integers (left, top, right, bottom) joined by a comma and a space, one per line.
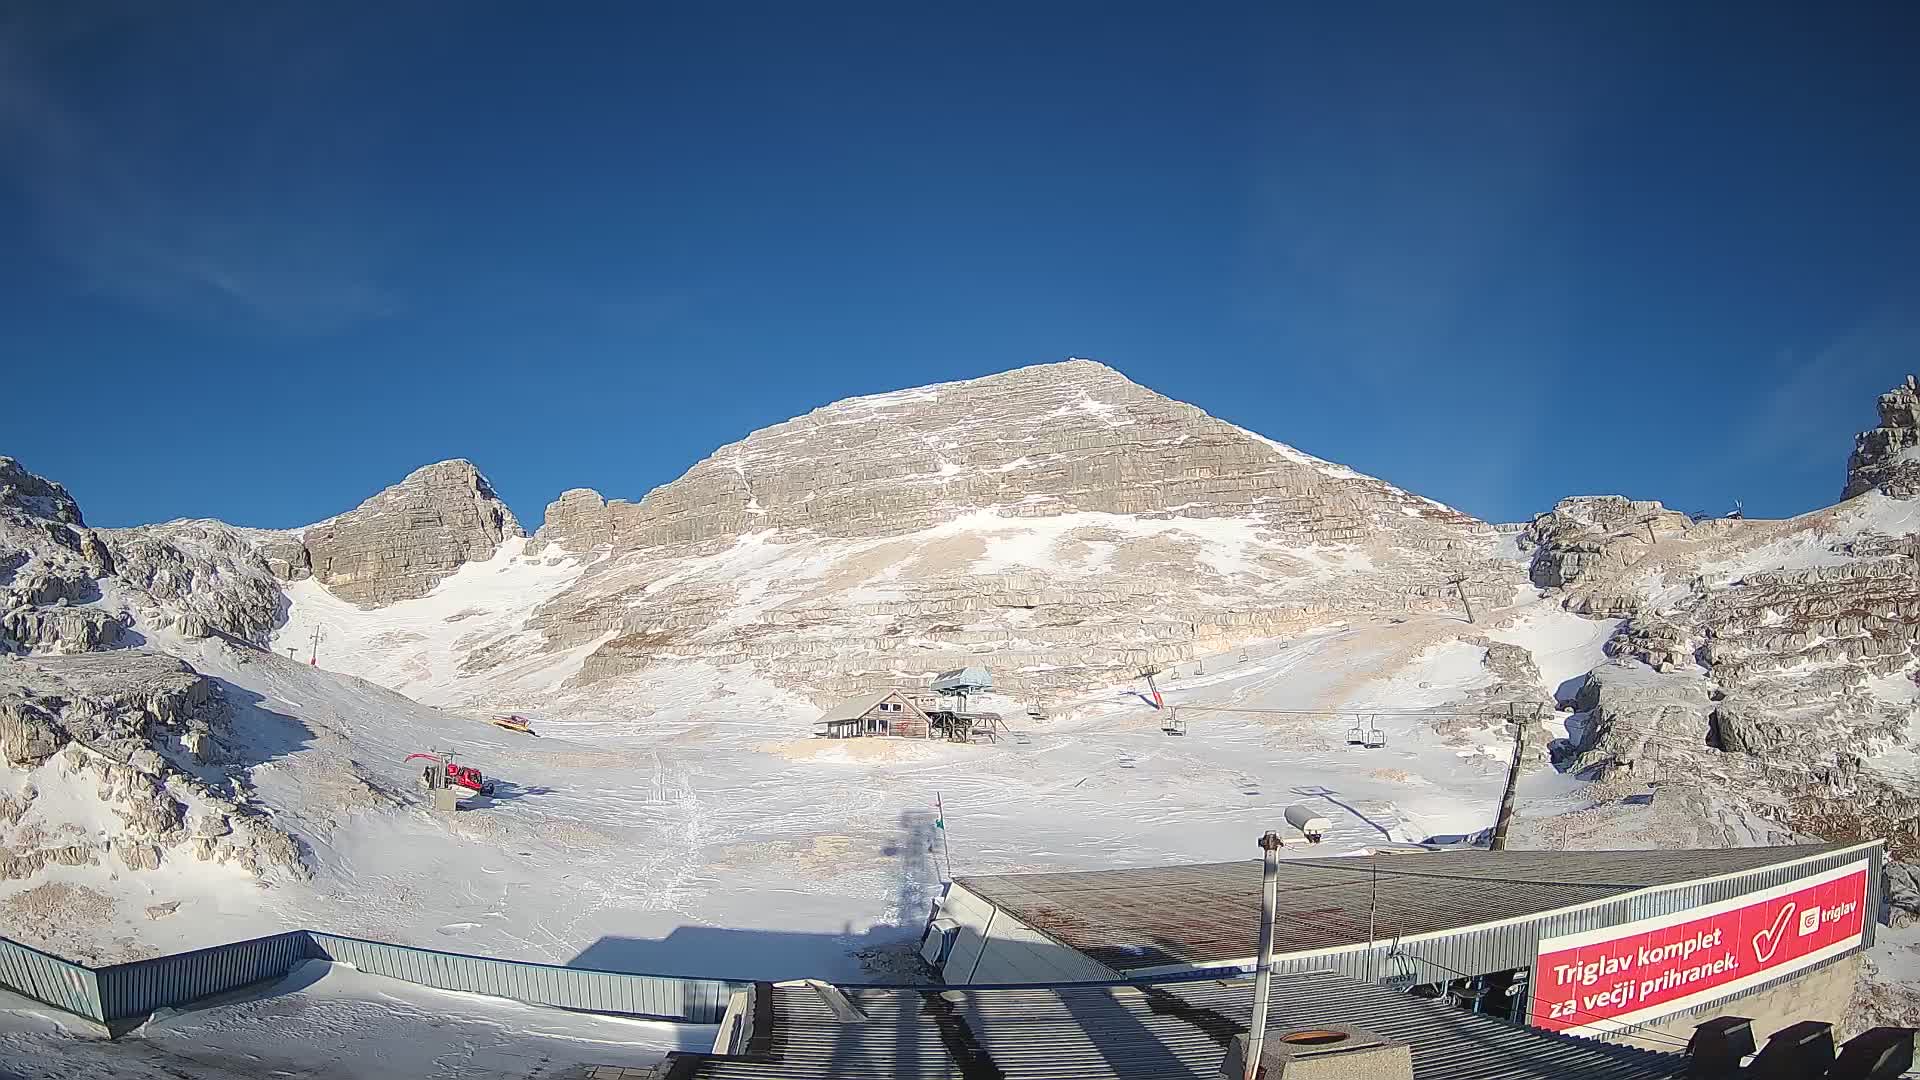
276, 359, 1509, 714
3, 358, 1918, 1026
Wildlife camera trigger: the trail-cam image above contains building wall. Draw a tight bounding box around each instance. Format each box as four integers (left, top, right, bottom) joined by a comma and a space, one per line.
859, 694, 927, 738
1615, 953, 1861, 1052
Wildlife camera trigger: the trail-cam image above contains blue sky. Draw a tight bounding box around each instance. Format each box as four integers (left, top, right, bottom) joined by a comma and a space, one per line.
3, 4, 1917, 530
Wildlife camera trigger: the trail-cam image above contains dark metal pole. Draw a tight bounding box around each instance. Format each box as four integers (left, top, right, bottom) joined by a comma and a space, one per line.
1490, 704, 1528, 851
1246, 832, 1283, 1079
1367, 854, 1379, 982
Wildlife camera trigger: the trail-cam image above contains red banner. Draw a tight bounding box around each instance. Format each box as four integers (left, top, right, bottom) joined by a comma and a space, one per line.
1531, 859, 1868, 1034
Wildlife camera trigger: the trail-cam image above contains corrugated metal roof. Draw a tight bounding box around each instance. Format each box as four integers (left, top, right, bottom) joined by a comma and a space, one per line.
675, 970, 1686, 1079
955, 844, 1858, 971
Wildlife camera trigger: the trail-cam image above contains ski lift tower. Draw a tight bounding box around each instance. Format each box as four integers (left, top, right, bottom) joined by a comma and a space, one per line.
931, 666, 993, 715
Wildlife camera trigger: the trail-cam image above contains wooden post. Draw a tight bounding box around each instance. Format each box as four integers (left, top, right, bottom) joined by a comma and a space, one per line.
1450, 576, 1476, 625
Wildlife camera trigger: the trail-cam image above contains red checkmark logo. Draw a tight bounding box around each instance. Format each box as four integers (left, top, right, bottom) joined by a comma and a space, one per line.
1752, 903, 1795, 964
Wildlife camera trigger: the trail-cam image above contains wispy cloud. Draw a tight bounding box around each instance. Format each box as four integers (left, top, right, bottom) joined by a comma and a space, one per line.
1738, 292, 1920, 470
0, 9, 395, 333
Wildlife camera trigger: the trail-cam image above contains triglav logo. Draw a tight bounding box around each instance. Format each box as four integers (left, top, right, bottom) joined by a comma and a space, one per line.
1797, 907, 1821, 937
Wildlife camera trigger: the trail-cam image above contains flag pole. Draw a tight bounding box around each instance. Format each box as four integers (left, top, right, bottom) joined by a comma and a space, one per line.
935, 792, 954, 882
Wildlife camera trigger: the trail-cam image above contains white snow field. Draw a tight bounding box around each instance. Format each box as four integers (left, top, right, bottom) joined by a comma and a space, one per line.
3, 521, 1619, 988
172, 592, 1589, 985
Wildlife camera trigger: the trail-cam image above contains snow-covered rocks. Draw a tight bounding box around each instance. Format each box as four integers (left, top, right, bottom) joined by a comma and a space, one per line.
1520, 379, 1920, 862
1521, 495, 1694, 594
102, 519, 289, 645
1845, 374, 1920, 499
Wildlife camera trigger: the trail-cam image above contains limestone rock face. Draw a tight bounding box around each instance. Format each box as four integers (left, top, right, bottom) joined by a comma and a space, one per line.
0, 457, 84, 527
540, 360, 1480, 553
1527, 376, 1920, 859
302, 460, 522, 607
0, 652, 308, 882
1844, 375, 1920, 500
1522, 496, 1696, 593
518, 360, 1504, 702
102, 520, 288, 646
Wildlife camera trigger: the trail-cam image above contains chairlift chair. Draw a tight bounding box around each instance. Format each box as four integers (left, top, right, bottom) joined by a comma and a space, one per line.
1162, 709, 1187, 737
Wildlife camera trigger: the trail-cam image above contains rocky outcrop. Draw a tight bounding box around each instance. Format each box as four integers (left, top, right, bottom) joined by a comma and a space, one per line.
1527, 379, 1920, 860
1887, 862, 1920, 928
1844, 375, 1920, 500
1, 456, 123, 655
251, 532, 312, 582
0, 457, 85, 527
2, 652, 214, 765
509, 361, 1506, 701
302, 460, 522, 607
0, 651, 308, 881
1522, 496, 1695, 593
102, 520, 287, 645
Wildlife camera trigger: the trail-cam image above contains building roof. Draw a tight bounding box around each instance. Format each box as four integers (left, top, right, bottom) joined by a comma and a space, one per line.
954, 843, 1861, 973
930, 666, 992, 692
673, 970, 1685, 1079
815, 690, 923, 725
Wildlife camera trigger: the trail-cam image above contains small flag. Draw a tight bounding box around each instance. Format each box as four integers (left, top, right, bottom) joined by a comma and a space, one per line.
934, 793, 945, 830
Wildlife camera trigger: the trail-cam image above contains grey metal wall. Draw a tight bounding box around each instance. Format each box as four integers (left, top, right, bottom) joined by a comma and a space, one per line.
307, 932, 743, 1023
94, 931, 311, 1022
0, 934, 102, 1022
0, 928, 745, 1030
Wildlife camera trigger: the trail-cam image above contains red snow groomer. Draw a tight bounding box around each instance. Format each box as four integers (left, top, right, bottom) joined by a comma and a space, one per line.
406, 752, 497, 796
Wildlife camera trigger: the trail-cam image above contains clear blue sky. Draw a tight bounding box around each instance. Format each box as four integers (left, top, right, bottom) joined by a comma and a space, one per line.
3, 4, 1917, 530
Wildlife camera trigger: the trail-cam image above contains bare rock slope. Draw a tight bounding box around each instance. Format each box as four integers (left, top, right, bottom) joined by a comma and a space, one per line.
300, 459, 522, 607
520, 360, 1508, 703
1845, 374, 1920, 500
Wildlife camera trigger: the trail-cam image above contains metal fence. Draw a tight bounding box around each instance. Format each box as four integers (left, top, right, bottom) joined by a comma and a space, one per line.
0, 934, 101, 1022
95, 931, 312, 1023
0, 928, 744, 1032
307, 932, 741, 1023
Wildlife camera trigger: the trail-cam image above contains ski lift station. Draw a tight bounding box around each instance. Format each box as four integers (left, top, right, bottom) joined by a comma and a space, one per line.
920, 840, 1885, 1052
812, 667, 1010, 743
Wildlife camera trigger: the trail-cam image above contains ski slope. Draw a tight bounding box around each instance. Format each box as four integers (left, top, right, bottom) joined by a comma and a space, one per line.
59, 596, 1590, 982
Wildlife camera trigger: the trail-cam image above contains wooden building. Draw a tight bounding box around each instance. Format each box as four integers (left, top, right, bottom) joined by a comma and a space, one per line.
814, 690, 931, 739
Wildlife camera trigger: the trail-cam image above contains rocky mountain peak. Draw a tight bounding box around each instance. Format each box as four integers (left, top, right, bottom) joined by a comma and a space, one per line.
0, 456, 85, 528
1844, 375, 1920, 500
300, 459, 522, 608
510, 360, 1506, 703
534, 358, 1483, 555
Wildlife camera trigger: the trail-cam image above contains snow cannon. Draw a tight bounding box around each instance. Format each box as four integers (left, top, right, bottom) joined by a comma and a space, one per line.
1284, 803, 1331, 844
